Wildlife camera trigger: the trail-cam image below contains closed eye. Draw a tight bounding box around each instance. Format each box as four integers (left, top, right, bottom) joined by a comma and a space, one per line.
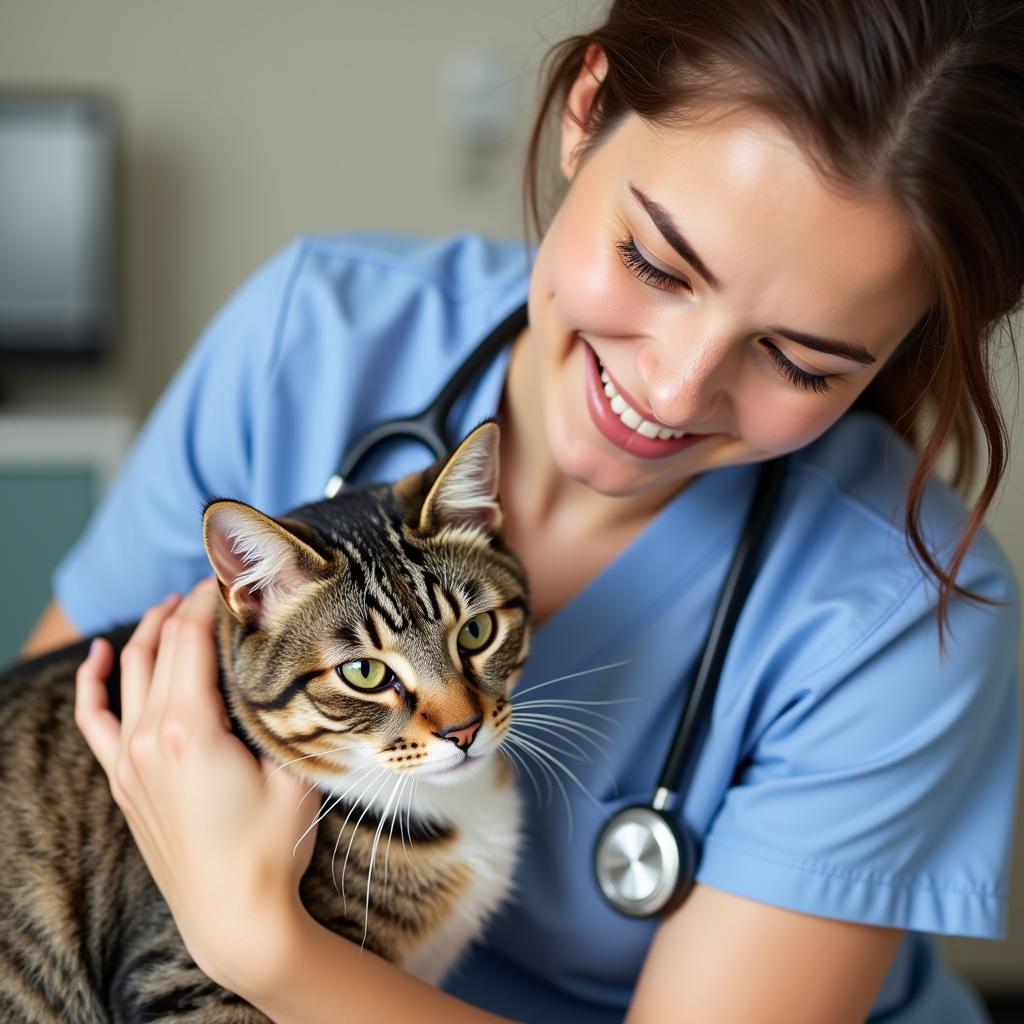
616, 234, 836, 394
615, 235, 691, 292
759, 340, 834, 394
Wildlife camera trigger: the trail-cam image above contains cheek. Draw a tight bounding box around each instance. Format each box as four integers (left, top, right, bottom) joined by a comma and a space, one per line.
738, 386, 854, 455
545, 200, 641, 339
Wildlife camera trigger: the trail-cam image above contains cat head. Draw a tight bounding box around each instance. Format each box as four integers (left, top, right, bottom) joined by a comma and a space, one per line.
202, 421, 530, 790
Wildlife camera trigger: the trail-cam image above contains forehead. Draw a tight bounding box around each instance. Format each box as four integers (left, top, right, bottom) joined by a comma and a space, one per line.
601, 107, 932, 357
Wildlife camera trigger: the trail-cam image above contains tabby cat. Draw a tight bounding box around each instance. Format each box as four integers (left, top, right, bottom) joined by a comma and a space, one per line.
0, 421, 530, 1023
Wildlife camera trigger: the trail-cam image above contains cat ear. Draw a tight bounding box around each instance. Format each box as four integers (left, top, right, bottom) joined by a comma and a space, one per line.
418, 421, 503, 536
203, 500, 329, 626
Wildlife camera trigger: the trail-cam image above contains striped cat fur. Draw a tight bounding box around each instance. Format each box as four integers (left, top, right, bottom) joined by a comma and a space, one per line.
0, 421, 530, 1023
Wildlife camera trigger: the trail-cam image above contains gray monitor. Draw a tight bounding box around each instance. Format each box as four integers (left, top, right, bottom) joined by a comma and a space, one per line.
0, 95, 116, 359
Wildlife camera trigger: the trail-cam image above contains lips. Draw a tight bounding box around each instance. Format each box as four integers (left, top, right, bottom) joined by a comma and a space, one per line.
582, 340, 713, 460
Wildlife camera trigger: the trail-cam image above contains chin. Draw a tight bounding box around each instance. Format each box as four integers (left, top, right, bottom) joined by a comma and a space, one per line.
546, 418, 675, 496
421, 753, 491, 787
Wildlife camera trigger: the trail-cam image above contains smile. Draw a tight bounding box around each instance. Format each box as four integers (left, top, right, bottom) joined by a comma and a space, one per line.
599, 364, 687, 439
582, 340, 714, 460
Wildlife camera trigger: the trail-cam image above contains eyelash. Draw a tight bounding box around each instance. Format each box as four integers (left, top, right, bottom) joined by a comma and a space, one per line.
615, 235, 691, 292
614, 234, 833, 395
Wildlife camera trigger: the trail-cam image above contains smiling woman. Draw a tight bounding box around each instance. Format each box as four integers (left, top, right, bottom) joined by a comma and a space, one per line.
23, 2, 1024, 1023
522, 2, 1020, 644
511, 98, 933, 514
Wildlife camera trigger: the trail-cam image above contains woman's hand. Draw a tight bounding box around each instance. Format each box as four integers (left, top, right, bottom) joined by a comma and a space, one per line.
74, 577, 321, 988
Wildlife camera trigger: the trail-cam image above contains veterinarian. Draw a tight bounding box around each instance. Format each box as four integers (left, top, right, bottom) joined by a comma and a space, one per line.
27, 2, 1024, 1021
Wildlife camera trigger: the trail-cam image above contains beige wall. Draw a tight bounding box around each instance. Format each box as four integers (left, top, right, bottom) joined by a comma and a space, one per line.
2, 0, 1022, 993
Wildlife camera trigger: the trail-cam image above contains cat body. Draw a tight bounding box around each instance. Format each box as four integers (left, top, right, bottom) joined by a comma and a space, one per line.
0, 423, 529, 1022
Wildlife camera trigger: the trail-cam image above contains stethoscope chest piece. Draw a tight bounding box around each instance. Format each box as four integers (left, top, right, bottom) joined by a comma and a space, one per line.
594, 805, 695, 918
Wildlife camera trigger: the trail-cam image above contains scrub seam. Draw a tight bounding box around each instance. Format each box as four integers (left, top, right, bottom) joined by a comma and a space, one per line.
301, 233, 536, 302
702, 835, 1007, 898
758, 571, 927, 705
756, 503, 988, 705
262, 239, 318, 404
261, 235, 532, 402
791, 457, 971, 554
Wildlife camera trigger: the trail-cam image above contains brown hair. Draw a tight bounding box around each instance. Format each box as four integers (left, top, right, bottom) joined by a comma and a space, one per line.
523, 0, 1023, 646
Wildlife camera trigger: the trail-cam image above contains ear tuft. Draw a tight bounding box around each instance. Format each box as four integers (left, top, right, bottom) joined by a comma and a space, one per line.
203, 501, 328, 626
418, 421, 503, 536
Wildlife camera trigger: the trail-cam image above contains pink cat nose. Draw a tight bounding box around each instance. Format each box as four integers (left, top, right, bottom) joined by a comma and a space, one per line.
438, 716, 483, 751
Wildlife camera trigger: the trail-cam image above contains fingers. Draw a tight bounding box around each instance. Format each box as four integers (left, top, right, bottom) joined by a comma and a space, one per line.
153, 577, 224, 704
74, 637, 121, 776
119, 593, 181, 733
152, 577, 231, 746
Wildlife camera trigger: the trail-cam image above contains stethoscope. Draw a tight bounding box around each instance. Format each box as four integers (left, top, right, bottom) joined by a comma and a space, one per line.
325, 300, 787, 919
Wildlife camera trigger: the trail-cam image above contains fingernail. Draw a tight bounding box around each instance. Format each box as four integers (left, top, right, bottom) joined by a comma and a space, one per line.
88, 638, 101, 660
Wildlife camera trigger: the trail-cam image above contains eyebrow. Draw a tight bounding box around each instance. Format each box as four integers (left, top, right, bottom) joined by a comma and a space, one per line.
766, 326, 876, 366
628, 183, 878, 367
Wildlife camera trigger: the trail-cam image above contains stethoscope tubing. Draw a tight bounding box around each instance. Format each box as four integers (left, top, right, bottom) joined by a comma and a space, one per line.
324, 299, 787, 918
654, 455, 787, 807
325, 302, 530, 497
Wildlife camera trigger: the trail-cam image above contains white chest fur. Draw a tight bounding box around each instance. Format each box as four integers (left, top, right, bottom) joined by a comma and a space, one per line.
337, 758, 522, 986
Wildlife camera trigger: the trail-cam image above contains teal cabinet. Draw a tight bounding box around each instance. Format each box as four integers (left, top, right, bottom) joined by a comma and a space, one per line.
0, 467, 96, 665
0, 411, 134, 666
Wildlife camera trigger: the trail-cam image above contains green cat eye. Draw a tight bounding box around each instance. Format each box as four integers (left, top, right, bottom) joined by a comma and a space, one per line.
337, 659, 393, 691
457, 611, 496, 653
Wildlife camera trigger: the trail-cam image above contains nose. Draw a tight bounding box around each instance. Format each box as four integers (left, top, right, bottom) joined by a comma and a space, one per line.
437, 715, 483, 751
636, 329, 731, 428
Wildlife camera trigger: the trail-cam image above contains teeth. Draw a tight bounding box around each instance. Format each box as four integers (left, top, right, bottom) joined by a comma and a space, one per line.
598, 363, 687, 440
620, 406, 642, 430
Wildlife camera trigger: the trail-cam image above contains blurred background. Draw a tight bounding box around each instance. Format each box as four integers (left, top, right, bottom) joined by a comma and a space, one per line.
1, 0, 1021, 1013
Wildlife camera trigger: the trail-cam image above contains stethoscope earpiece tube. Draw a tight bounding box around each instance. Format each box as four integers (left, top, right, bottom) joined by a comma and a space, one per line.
595, 457, 787, 918
658, 457, 788, 799
327, 303, 530, 495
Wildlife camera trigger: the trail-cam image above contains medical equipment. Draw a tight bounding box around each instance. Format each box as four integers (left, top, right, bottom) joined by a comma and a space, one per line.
325, 301, 787, 918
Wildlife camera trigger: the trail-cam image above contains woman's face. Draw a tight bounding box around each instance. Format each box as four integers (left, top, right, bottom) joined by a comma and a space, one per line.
524, 63, 934, 500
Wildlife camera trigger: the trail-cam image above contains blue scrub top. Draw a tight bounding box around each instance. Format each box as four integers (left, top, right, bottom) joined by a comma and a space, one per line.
55, 233, 1020, 1024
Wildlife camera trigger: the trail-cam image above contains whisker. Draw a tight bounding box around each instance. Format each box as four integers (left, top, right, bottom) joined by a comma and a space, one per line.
362, 775, 404, 950
302, 761, 379, 840
383, 775, 408, 890
514, 733, 607, 814
264, 740, 356, 785
505, 733, 553, 805
510, 711, 616, 748
511, 698, 637, 726
297, 779, 324, 813
511, 716, 621, 798
293, 761, 381, 855
396, 776, 411, 857
512, 696, 640, 708
339, 770, 394, 912
512, 720, 593, 763
330, 767, 389, 905
510, 659, 632, 700
406, 778, 420, 856
506, 734, 563, 795
506, 734, 574, 837
508, 728, 611, 832
500, 744, 543, 805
